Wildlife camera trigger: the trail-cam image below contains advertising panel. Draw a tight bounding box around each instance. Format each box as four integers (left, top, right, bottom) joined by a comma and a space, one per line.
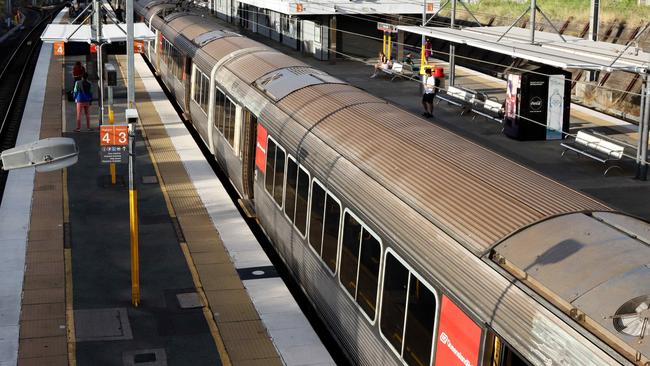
546, 74, 565, 140
255, 124, 268, 173
505, 74, 520, 121
434, 295, 482, 366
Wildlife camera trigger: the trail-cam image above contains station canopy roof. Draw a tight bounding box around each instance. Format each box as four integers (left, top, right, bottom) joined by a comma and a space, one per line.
41, 23, 155, 43
396, 25, 650, 74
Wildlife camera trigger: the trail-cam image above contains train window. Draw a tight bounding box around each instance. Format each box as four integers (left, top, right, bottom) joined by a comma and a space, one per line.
213, 86, 237, 148
339, 211, 381, 321
192, 67, 200, 104
214, 88, 225, 132
403, 276, 436, 366
224, 98, 236, 146
264, 137, 285, 207
265, 139, 276, 195
294, 167, 309, 235
380, 252, 409, 352
308, 181, 325, 254
192, 68, 209, 114
284, 157, 298, 221
307, 180, 340, 273
340, 213, 361, 297
273, 146, 285, 206
356, 232, 380, 317
485, 333, 531, 366
321, 194, 340, 272
201, 73, 209, 113
380, 251, 438, 366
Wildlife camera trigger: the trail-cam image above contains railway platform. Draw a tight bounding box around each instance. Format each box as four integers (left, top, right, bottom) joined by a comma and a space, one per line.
0, 9, 334, 366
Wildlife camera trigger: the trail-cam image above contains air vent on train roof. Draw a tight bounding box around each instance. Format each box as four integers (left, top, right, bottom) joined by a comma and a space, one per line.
144, 0, 172, 9
254, 67, 344, 101
611, 295, 650, 339
193, 30, 226, 47
163, 11, 192, 22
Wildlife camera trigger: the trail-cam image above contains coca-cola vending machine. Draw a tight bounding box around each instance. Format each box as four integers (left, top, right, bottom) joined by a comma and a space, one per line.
503, 65, 571, 141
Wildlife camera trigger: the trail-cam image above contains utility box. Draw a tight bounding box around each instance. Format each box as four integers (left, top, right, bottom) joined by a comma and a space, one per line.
503, 65, 571, 141
105, 63, 117, 86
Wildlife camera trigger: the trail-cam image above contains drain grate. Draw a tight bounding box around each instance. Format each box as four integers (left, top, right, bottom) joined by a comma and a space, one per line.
176, 292, 202, 309
142, 176, 158, 184
75, 308, 133, 342
123, 348, 167, 366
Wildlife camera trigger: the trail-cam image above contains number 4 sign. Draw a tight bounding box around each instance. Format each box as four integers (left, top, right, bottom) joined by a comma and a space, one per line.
53, 41, 64, 56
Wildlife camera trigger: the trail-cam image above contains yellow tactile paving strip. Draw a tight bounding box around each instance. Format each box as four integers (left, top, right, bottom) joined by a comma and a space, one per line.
17, 54, 67, 366
122, 57, 283, 366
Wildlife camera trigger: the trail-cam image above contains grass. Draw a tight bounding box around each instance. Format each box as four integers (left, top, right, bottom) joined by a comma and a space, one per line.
447, 0, 650, 27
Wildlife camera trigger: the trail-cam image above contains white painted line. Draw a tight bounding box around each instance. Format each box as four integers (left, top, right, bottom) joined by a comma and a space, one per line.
133, 55, 334, 366
0, 6, 66, 362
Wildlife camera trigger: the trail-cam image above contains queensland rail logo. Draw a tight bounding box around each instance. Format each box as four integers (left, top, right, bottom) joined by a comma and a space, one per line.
439, 332, 474, 366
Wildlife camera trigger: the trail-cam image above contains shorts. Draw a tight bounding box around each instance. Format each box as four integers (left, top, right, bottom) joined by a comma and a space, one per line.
422, 93, 435, 103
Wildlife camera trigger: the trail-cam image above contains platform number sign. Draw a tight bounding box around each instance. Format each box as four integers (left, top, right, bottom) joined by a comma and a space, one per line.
134, 40, 145, 54
100, 125, 129, 164
53, 41, 64, 56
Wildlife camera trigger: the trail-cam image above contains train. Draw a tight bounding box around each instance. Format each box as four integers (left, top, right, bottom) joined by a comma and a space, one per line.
133, 1, 650, 365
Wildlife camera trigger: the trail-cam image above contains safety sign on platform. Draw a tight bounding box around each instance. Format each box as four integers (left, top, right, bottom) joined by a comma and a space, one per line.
100, 124, 128, 164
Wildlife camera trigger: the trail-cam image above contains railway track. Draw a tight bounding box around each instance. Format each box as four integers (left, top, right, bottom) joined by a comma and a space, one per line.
0, 7, 60, 203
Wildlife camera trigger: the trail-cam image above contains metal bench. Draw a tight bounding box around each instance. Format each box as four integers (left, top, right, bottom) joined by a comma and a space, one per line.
561, 131, 625, 175
436, 86, 477, 115
471, 97, 503, 123
380, 62, 416, 81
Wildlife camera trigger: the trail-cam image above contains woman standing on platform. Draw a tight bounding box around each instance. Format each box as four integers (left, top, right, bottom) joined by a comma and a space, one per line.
73, 73, 93, 132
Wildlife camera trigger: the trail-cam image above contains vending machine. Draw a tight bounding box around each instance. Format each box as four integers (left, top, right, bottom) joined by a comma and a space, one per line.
503, 65, 571, 141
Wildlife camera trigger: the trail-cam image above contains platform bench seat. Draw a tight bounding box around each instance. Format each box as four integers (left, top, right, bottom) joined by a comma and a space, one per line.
561, 131, 625, 176
436, 86, 476, 115
471, 98, 503, 123
380, 62, 416, 81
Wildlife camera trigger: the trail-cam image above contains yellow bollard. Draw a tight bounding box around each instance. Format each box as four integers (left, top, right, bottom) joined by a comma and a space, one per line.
387, 34, 392, 60
130, 189, 140, 307
420, 44, 427, 75
382, 33, 387, 55
108, 106, 116, 185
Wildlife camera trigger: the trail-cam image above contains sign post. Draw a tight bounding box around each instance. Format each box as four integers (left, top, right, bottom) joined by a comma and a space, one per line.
126, 109, 140, 307
377, 22, 397, 60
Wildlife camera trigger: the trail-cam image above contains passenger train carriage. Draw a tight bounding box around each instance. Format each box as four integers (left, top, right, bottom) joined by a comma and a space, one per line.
135, 2, 650, 365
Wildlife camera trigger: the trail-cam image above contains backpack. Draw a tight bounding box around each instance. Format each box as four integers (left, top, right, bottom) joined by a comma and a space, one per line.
74, 80, 92, 103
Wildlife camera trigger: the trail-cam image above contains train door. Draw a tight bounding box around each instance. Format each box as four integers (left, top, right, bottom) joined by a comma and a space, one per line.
240, 109, 257, 200
482, 331, 531, 366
